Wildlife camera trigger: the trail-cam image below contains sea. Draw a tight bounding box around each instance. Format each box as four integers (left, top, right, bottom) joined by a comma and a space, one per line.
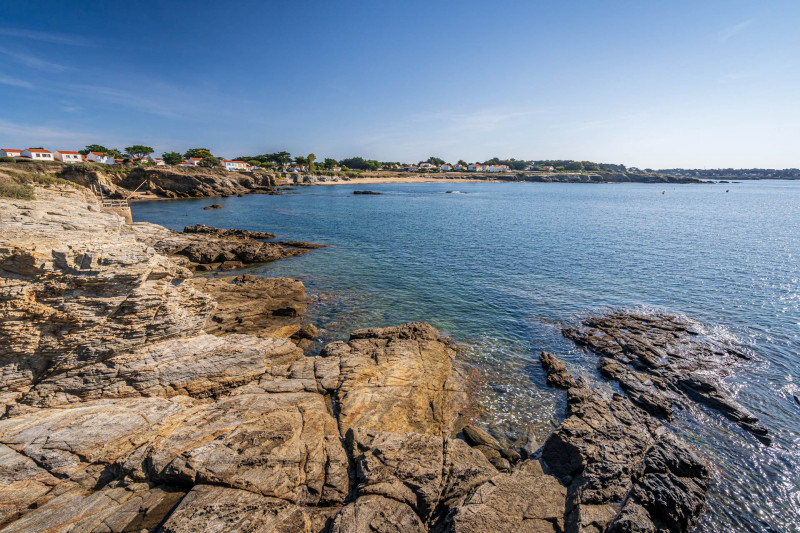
132, 180, 800, 532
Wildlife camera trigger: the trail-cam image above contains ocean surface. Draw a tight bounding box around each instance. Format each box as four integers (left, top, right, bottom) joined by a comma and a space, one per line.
132, 180, 800, 532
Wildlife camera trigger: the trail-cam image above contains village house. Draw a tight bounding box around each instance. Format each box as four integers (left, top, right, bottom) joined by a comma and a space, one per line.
542, 165, 555, 171
486, 164, 511, 173
87, 152, 116, 165
440, 164, 452, 171
153, 158, 166, 166
22, 148, 54, 161
187, 158, 203, 166
0, 148, 22, 158
452, 164, 464, 170
468, 163, 483, 171
330, 166, 342, 172
222, 160, 248, 171
53, 150, 82, 164
419, 162, 436, 169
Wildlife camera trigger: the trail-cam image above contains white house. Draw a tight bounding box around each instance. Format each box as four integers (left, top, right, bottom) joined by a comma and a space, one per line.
452, 164, 464, 171
186, 158, 203, 166
87, 152, 116, 164
154, 158, 166, 166
54, 150, 82, 163
330, 166, 342, 172
22, 148, 53, 161
468, 163, 483, 171
419, 162, 436, 169
222, 160, 248, 171
1, 148, 22, 158
486, 164, 510, 173
440, 164, 452, 171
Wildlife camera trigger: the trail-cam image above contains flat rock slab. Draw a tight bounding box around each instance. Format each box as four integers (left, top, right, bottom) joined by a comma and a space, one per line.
319, 322, 467, 438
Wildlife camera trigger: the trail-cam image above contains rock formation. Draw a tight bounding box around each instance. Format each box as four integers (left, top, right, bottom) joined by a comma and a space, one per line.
539, 354, 710, 533
0, 187, 712, 532
132, 222, 323, 271
563, 311, 770, 444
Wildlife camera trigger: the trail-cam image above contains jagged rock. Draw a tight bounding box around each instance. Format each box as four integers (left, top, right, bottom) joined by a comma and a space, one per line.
353, 190, 383, 195
563, 311, 770, 444
539, 351, 580, 389
133, 221, 321, 271
540, 373, 709, 533
203, 203, 224, 210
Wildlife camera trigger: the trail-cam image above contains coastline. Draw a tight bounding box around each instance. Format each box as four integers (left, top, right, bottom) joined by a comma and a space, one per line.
0, 183, 721, 532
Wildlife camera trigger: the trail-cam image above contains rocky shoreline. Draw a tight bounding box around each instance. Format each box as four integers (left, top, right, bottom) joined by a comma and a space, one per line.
1, 163, 705, 205
0, 184, 738, 532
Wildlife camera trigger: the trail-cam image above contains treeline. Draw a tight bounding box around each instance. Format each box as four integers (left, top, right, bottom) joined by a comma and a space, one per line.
659, 168, 800, 180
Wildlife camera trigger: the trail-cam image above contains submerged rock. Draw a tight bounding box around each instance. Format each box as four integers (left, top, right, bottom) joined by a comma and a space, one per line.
563, 311, 771, 444
353, 190, 382, 195
202, 203, 223, 209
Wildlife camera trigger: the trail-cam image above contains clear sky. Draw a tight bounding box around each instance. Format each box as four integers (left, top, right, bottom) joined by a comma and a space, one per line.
1, 0, 798, 168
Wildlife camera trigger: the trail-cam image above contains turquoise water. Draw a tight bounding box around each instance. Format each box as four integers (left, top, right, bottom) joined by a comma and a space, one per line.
132, 181, 800, 531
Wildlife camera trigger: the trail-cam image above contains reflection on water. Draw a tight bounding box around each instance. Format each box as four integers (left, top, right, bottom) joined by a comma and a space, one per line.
133, 180, 800, 532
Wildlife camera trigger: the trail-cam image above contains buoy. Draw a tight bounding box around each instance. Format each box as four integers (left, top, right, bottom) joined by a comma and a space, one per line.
726, 189, 729, 193
662, 191, 665, 195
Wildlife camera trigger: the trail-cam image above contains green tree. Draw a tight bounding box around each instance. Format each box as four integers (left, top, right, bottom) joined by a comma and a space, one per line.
184, 148, 214, 159
198, 156, 221, 168
248, 160, 262, 167
294, 156, 308, 167
125, 145, 154, 160
80, 144, 109, 155
564, 161, 583, 171
340, 157, 380, 170
426, 156, 445, 166
322, 158, 338, 169
268, 151, 292, 168
457, 160, 467, 167
162, 152, 182, 165
307, 153, 316, 171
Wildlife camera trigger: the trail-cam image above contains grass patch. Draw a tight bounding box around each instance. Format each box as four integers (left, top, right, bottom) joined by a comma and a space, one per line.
0, 168, 82, 199
0, 180, 35, 199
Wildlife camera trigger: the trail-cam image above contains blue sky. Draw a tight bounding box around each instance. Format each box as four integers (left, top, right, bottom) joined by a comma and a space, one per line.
1, 0, 798, 168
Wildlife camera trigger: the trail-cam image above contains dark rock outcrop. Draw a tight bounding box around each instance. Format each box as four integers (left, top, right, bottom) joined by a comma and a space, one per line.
540, 354, 710, 533
353, 190, 383, 195
563, 311, 770, 444
133, 222, 323, 271
183, 223, 276, 239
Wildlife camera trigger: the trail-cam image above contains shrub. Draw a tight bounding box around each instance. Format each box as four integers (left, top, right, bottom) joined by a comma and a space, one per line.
0, 179, 35, 199
15, 158, 34, 164
0, 157, 15, 163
